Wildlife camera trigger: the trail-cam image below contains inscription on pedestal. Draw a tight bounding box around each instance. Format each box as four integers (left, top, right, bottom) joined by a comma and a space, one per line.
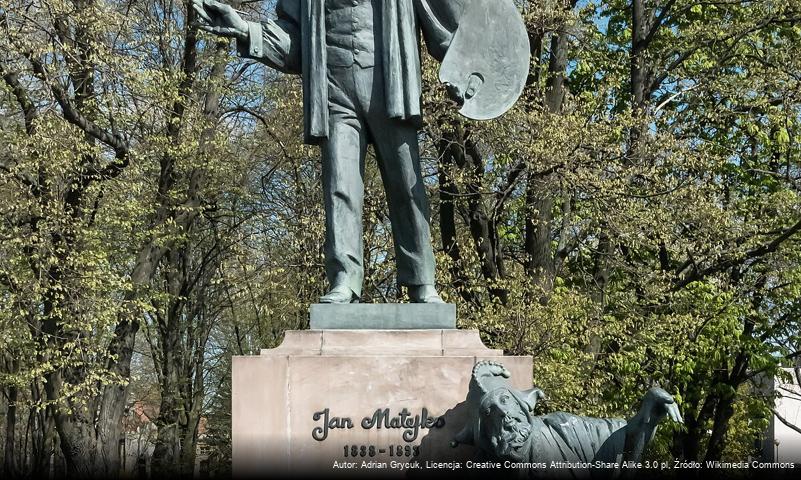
312, 407, 446, 442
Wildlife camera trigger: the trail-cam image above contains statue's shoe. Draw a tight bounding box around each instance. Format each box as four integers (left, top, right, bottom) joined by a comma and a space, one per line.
319, 285, 360, 304
408, 285, 445, 304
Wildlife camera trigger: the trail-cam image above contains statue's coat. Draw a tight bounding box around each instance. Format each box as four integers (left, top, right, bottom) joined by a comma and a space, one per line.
238, 0, 466, 144
532, 413, 627, 463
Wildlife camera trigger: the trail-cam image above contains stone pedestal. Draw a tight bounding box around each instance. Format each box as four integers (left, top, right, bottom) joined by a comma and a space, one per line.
232, 306, 532, 476
310, 303, 456, 330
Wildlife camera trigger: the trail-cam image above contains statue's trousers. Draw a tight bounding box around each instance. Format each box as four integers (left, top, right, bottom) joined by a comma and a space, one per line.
321, 62, 436, 296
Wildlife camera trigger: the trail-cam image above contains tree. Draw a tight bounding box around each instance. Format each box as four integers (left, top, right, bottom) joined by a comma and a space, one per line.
0, 0, 250, 474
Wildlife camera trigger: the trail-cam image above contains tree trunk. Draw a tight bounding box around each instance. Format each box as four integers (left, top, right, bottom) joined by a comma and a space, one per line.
28, 382, 54, 478
149, 36, 227, 477
150, 255, 215, 477
678, 398, 717, 460
584, 230, 612, 355
630, 0, 650, 113
704, 391, 737, 462
524, 27, 570, 289
152, 294, 184, 476
437, 124, 508, 304
437, 138, 478, 305
463, 135, 508, 304
524, 183, 555, 285
3, 358, 18, 478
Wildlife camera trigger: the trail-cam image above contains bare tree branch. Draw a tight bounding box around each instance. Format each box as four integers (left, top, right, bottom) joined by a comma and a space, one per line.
774, 409, 801, 436
25, 55, 129, 160
0, 67, 37, 135
640, 0, 679, 50
674, 219, 801, 290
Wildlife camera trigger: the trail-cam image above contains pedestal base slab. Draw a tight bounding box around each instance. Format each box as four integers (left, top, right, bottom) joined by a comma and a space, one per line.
233, 329, 532, 476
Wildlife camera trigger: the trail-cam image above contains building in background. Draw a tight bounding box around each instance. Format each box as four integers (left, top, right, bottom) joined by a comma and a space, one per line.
119, 401, 213, 478
121, 401, 157, 478
762, 368, 801, 463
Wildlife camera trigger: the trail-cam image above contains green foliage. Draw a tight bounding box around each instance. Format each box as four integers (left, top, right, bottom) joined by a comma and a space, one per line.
1, 0, 799, 475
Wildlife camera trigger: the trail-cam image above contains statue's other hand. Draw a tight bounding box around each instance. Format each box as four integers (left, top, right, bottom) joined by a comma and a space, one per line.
641, 387, 684, 425
192, 0, 248, 40
522, 387, 546, 412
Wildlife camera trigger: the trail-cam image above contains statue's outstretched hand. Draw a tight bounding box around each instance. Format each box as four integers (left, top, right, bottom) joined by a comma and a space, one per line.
192, 0, 248, 40
641, 387, 683, 425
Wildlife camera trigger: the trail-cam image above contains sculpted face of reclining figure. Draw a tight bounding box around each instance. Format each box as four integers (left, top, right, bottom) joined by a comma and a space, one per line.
451, 361, 683, 476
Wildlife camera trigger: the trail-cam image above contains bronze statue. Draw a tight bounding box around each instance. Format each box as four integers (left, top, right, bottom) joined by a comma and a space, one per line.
452, 361, 684, 477
192, 0, 529, 303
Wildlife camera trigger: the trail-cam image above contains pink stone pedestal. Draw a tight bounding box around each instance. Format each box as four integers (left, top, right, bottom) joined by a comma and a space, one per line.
232, 329, 532, 476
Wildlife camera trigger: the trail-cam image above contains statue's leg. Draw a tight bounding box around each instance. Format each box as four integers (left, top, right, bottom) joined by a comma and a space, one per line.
358, 65, 435, 289
371, 124, 436, 288
319, 66, 368, 299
